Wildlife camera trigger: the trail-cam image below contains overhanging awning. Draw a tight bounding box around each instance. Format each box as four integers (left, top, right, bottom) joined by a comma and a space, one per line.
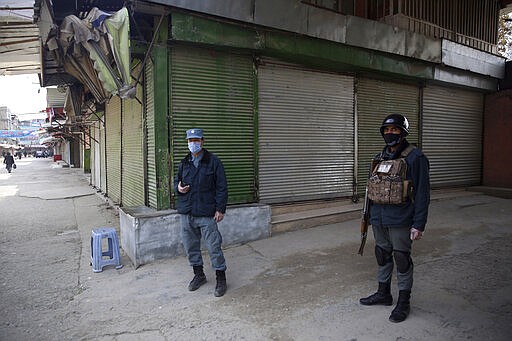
44, 6, 134, 101
0, 1, 41, 75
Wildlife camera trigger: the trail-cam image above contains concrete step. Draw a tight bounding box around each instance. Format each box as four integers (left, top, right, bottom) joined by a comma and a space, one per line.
270, 188, 481, 235
271, 200, 362, 234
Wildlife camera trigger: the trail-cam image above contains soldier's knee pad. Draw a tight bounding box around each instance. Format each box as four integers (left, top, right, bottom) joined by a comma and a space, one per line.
375, 245, 393, 266
394, 250, 412, 273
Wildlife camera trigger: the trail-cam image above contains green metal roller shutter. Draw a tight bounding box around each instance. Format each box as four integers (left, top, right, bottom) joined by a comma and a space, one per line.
170, 46, 256, 204
145, 58, 158, 209
121, 66, 145, 207
105, 96, 122, 204
356, 78, 420, 195
91, 121, 101, 189
422, 85, 483, 188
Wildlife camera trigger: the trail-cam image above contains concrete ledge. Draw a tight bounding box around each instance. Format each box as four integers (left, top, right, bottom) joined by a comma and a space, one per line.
272, 203, 361, 234
469, 186, 512, 199
119, 204, 271, 268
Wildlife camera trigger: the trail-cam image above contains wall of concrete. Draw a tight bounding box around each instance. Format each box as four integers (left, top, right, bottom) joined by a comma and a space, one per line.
483, 88, 512, 188
120, 204, 271, 268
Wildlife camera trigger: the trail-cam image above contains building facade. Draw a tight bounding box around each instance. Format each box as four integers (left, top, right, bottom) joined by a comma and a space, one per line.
34, 0, 511, 266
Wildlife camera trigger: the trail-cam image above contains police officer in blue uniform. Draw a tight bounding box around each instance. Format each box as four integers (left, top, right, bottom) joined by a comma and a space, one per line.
174, 128, 228, 297
360, 114, 430, 323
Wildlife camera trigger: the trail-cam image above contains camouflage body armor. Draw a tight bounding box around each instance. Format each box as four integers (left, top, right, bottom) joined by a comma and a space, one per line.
367, 145, 414, 205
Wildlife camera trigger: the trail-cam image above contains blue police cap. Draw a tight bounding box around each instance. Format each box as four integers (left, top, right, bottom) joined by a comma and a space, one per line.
186, 128, 204, 139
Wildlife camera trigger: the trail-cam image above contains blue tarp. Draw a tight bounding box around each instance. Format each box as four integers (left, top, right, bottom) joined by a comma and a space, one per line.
0, 130, 35, 138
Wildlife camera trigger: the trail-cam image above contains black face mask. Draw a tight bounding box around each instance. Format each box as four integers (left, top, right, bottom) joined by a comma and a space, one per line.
383, 133, 402, 146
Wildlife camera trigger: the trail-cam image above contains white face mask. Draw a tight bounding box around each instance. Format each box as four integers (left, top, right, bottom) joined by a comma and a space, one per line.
188, 141, 202, 154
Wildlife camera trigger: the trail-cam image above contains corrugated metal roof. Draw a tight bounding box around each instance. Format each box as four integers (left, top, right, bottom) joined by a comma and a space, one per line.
0, 0, 40, 75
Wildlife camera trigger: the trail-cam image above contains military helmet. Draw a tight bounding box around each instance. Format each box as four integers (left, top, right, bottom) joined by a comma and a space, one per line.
380, 114, 409, 136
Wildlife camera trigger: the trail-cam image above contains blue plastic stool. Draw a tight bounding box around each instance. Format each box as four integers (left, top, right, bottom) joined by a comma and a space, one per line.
90, 227, 123, 272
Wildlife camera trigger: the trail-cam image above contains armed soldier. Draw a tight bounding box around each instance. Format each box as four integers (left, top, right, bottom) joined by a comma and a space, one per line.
359, 114, 430, 323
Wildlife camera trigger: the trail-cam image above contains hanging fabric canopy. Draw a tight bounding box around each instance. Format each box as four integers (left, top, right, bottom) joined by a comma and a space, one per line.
48, 7, 134, 101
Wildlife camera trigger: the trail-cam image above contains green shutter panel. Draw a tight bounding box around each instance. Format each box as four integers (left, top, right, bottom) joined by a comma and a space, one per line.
91, 121, 101, 189
145, 58, 158, 209
170, 46, 256, 204
105, 96, 122, 203
121, 66, 145, 207
100, 118, 107, 193
356, 78, 420, 195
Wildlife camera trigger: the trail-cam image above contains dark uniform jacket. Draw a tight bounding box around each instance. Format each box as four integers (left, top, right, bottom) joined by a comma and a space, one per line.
369, 140, 430, 231
174, 149, 228, 217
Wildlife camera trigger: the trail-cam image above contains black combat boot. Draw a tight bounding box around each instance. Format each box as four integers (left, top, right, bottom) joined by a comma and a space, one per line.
214, 270, 227, 297
389, 290, 411, 323
188, 265, 207, 291
360, 282, 393, 306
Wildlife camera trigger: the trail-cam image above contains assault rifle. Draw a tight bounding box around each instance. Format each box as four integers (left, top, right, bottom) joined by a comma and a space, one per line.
358, 185, 370, 255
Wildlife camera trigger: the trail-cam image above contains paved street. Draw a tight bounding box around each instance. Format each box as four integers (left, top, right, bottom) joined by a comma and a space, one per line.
0, 157, 511, 340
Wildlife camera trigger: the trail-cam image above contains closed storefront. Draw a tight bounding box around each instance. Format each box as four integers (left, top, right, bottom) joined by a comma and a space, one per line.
145, 58, 158, 209
100, 118, 107, 193
422, 85, 484, 187
91, 121, 102, 190
356, 78, 420, 195
258, 61, 355, 203
105, 96, 122, 203
121, 66, 145, 207
170, 46, 256, 204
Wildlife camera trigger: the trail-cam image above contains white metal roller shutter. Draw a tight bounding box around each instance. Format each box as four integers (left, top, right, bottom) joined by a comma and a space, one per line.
422, 85, 484, 187
90, 123, 96, 186
92, 121, 101, 189
258, 62, 354, 203
356, 78, 420, 195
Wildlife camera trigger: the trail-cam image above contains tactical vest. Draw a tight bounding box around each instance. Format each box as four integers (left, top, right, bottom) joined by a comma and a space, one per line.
367, 145, 415, 205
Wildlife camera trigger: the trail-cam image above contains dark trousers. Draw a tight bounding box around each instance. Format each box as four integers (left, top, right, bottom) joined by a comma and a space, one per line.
372, 225, 413, 291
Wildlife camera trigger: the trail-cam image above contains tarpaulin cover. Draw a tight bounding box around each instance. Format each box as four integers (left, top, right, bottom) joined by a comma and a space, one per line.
56, 7, 133, 99
0, 130, 36, 138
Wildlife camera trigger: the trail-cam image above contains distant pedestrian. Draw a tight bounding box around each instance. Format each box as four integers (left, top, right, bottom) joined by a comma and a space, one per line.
359, 114, 430, 323
174, 128, 229, 297
3, 152, 15, 173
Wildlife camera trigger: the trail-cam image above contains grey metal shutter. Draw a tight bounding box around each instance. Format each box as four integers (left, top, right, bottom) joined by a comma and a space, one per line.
170, 46, 256, 204
105, 96, 122, 203
90, 123, 96, 185
100, 119, 106, 193
258, 62, 355, 203
92, 121, 101, 189
121, 66, 145, 207
145, 58, 158, 209
356, 78, 420, 195
422, 85, 484, 187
